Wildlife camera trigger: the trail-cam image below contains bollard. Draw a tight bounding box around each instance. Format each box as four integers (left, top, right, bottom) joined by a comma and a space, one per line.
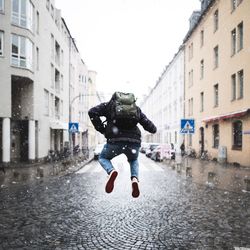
37, 167, 44, 178
208, 172, 216, 184
176, 163, 181, 173
244, 177, 250, 191
186, 166, 192, 177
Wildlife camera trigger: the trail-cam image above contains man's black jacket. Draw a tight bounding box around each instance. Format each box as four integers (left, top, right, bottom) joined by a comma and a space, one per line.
88, 101, 157, 145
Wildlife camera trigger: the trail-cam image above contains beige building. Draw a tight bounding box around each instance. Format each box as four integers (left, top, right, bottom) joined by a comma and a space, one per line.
184, 0, 250, 166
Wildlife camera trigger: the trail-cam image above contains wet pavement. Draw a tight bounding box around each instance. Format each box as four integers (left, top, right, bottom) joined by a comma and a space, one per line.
0, 154, 250, 249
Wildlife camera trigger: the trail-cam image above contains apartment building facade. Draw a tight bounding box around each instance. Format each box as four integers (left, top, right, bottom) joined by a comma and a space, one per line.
140, 47, 185, 148
0, 0, 94, 164
184, 0, 250, 166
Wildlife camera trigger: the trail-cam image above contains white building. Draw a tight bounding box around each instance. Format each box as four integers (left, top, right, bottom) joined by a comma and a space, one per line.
0, 0, 92, 165
140, 46, 185, 148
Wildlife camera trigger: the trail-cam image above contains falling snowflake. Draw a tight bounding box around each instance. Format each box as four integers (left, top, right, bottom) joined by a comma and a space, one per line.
131, 149, 137, 154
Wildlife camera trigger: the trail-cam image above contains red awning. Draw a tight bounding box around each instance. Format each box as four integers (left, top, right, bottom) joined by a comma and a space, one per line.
202, 109, 249, 123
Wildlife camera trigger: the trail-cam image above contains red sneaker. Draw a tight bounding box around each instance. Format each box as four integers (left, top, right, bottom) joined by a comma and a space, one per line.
132, 177, 140, 198
105, 170, 118, 193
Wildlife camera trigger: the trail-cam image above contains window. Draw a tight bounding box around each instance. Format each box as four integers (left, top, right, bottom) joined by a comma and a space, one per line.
61, 49, 64, 66
213, 45, 219, 69
0, 0, 4, 12
200, 59, 204, 79
214, 84, 219, 107
188, 42, 193, 60
213, 9, 218, 32
231, 0, 237, 11
46, 0, 49, 10
237, 22, 243, 51
231, 74, 236, 101
36, 11, 39, 34
55, 69, 60, 94
200, 30, 204, 47
232, 121, 242, 150
188, 69, 193, 87
231, 28, 236, 56
60, 74, 63, 91
200, 92, 204, 112
238, 70, 243, 99
44, 89, 49, 116
50, 4, 54, 19
55, 41, 60, 65
189, 98, 193, 116
11, 0, 34, 31
51, 34, 54, 60
36, 47, 39, 70
0, 31, 3, 56
51, 63, 54, 88
11, 34, 33, 69
213, 124, 219, 148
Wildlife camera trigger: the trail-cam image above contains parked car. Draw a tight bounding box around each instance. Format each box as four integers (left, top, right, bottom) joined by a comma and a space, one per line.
94, 143, 105, 160
140, 143, 150, 153
150, 144, 175, 161
145, 143, 159, 158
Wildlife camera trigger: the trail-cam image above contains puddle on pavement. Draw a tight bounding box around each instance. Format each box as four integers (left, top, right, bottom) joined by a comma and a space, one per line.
165, 158, 250, 193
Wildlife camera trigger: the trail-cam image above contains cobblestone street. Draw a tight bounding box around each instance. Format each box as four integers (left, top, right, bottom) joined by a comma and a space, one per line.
0, 154, 250, 249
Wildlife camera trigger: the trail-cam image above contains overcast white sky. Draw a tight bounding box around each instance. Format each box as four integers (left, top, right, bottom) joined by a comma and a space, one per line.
55, 0, 201, 100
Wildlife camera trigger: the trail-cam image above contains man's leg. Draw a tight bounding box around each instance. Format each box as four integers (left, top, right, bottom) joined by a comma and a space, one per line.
126, 144, 140, 198
98, 143, 120, 193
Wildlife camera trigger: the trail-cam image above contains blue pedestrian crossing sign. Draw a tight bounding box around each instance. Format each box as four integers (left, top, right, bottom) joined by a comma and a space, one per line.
180, 119, 195, 134
69, 122, 79, 133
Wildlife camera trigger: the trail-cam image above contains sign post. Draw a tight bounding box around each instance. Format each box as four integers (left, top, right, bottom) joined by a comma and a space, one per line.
180, 119, 195, 170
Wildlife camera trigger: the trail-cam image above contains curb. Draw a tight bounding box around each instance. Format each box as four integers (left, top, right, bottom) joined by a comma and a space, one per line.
0, 157, 93, 187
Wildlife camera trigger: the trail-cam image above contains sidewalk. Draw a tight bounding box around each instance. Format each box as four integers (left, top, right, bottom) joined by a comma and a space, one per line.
0, 156, 92, 187
165, 156, 250, 193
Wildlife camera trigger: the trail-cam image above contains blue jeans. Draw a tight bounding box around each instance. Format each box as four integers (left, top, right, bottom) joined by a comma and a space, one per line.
98, 142, 140, 180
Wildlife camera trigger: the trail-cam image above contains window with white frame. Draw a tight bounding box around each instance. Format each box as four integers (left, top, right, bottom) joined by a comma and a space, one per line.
0, 0, 4, 12
200, 92, 204, 112
213, 9, 219, 32
231, 73, 236, 101
12, 0, 34, 31
232, 120, 242, 150
11, 34, 33, 69
36, 11, 39, 34
237, 69, 244, 99
200, 59, 204, 79
212, 124, 219, 148
44, 89, 49, 116
237, 22, 243, 51
46, 0, 49, 10
231, 0, 237, 11
214, 84, 219, 107
200, 30, 204, 47
0, 31, 3, 56
36, 46, 39, 70
231, 28, 236, 56
214, 45, 219, 69
60, 74, 63, 91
